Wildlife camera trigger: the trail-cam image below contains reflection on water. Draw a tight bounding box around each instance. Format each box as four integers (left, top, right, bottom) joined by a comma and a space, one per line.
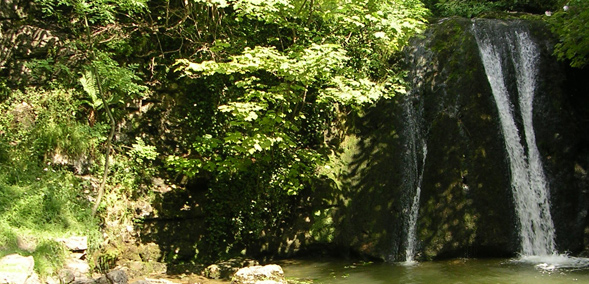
280, 258, 589, 284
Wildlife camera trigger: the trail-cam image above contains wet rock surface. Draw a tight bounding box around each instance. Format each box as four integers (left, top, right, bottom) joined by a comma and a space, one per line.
333, 17, 589, 261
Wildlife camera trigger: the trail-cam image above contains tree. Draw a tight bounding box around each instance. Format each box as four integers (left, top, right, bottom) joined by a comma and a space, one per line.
35, 0, 149, 214
548, 0, 589, 68
167, 0, 428, 258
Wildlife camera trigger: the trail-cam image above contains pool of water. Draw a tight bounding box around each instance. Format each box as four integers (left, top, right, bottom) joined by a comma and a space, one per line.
280, 257, 589, 284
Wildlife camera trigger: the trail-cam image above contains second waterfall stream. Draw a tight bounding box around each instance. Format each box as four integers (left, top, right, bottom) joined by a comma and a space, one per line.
472, 19, 556, 258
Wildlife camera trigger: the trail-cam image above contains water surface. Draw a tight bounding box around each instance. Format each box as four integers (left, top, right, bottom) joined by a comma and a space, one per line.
281, 258, 589, 284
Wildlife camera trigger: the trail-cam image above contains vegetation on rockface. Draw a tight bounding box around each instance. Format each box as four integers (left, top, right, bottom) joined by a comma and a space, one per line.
422, 0, 589, 69
0, 0, 157, 275
422, 0, 560, 17
547, 0, 589, 68
1, 0, 587, 276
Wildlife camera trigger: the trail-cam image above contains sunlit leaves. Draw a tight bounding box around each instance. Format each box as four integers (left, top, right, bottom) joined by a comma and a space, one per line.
321, 76, 386, 105
168, 0, 428, 200
80, 70, 102, 109
129, 137, 158, 163
233, 0, 295, 23
218, 102, 265, 121
548, 0, 589, 68
177, 43, 383, 105
315, 0, 428, 51
193, 0, 231, 8
434, 0, 503, 18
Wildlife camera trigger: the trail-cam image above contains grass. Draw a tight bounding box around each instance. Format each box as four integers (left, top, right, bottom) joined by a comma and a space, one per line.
0, 168, 101, 278
0, 87, 105, 277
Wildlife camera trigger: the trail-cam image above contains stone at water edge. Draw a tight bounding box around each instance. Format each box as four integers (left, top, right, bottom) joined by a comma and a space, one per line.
131, 278, 177, 284
231, 265, 286, 284
203, 258, 260, 280
0, 254, 40, 284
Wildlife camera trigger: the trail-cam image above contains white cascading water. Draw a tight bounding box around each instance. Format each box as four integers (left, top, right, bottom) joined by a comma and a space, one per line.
401, 38, 433, 264
404, 142, 427, 264
472, 21, 556, 257
472, 19, 589, 271
400, 91, 428, 264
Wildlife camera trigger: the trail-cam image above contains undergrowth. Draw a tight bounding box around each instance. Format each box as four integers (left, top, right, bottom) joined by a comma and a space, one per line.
0, 88, 103, 278
0, 170, 102, 277
0, 86, 161, 277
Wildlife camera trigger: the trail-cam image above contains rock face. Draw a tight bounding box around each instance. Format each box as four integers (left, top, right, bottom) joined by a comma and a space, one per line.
407, 17, 589, 260
332, 17, 589, 261
230, 265, 285, 284
404, 17, 520, 260
0, 1, 70, 87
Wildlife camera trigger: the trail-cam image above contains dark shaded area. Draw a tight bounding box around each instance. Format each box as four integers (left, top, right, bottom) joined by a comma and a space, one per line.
138, 180, 208, 265
543, 62, 589, 254
403, 18, 517, 259
133, 78, 342, 267
331, 98, 409, 261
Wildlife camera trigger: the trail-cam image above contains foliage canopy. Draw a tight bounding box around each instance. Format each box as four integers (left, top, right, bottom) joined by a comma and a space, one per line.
163, 0, 428, 258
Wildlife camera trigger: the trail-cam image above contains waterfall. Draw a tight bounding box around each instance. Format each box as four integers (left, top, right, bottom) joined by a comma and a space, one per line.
401, 94, 427, 263
404, 142, 427, 263
472, 20, 556, 257
401, 35, 432, 263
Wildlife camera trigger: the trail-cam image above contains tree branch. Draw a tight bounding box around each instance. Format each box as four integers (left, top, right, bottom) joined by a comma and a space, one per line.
82, 14, 117, 216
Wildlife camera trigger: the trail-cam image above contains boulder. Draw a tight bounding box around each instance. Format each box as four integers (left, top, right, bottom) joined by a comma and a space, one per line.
203, 258, 259, 280
94, 270, 128, 284
203, 264, 221, 279
59, 258, 92, 283
0, 254, 40, 284
231, 265, 285, 284
56, 236, 88, 252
